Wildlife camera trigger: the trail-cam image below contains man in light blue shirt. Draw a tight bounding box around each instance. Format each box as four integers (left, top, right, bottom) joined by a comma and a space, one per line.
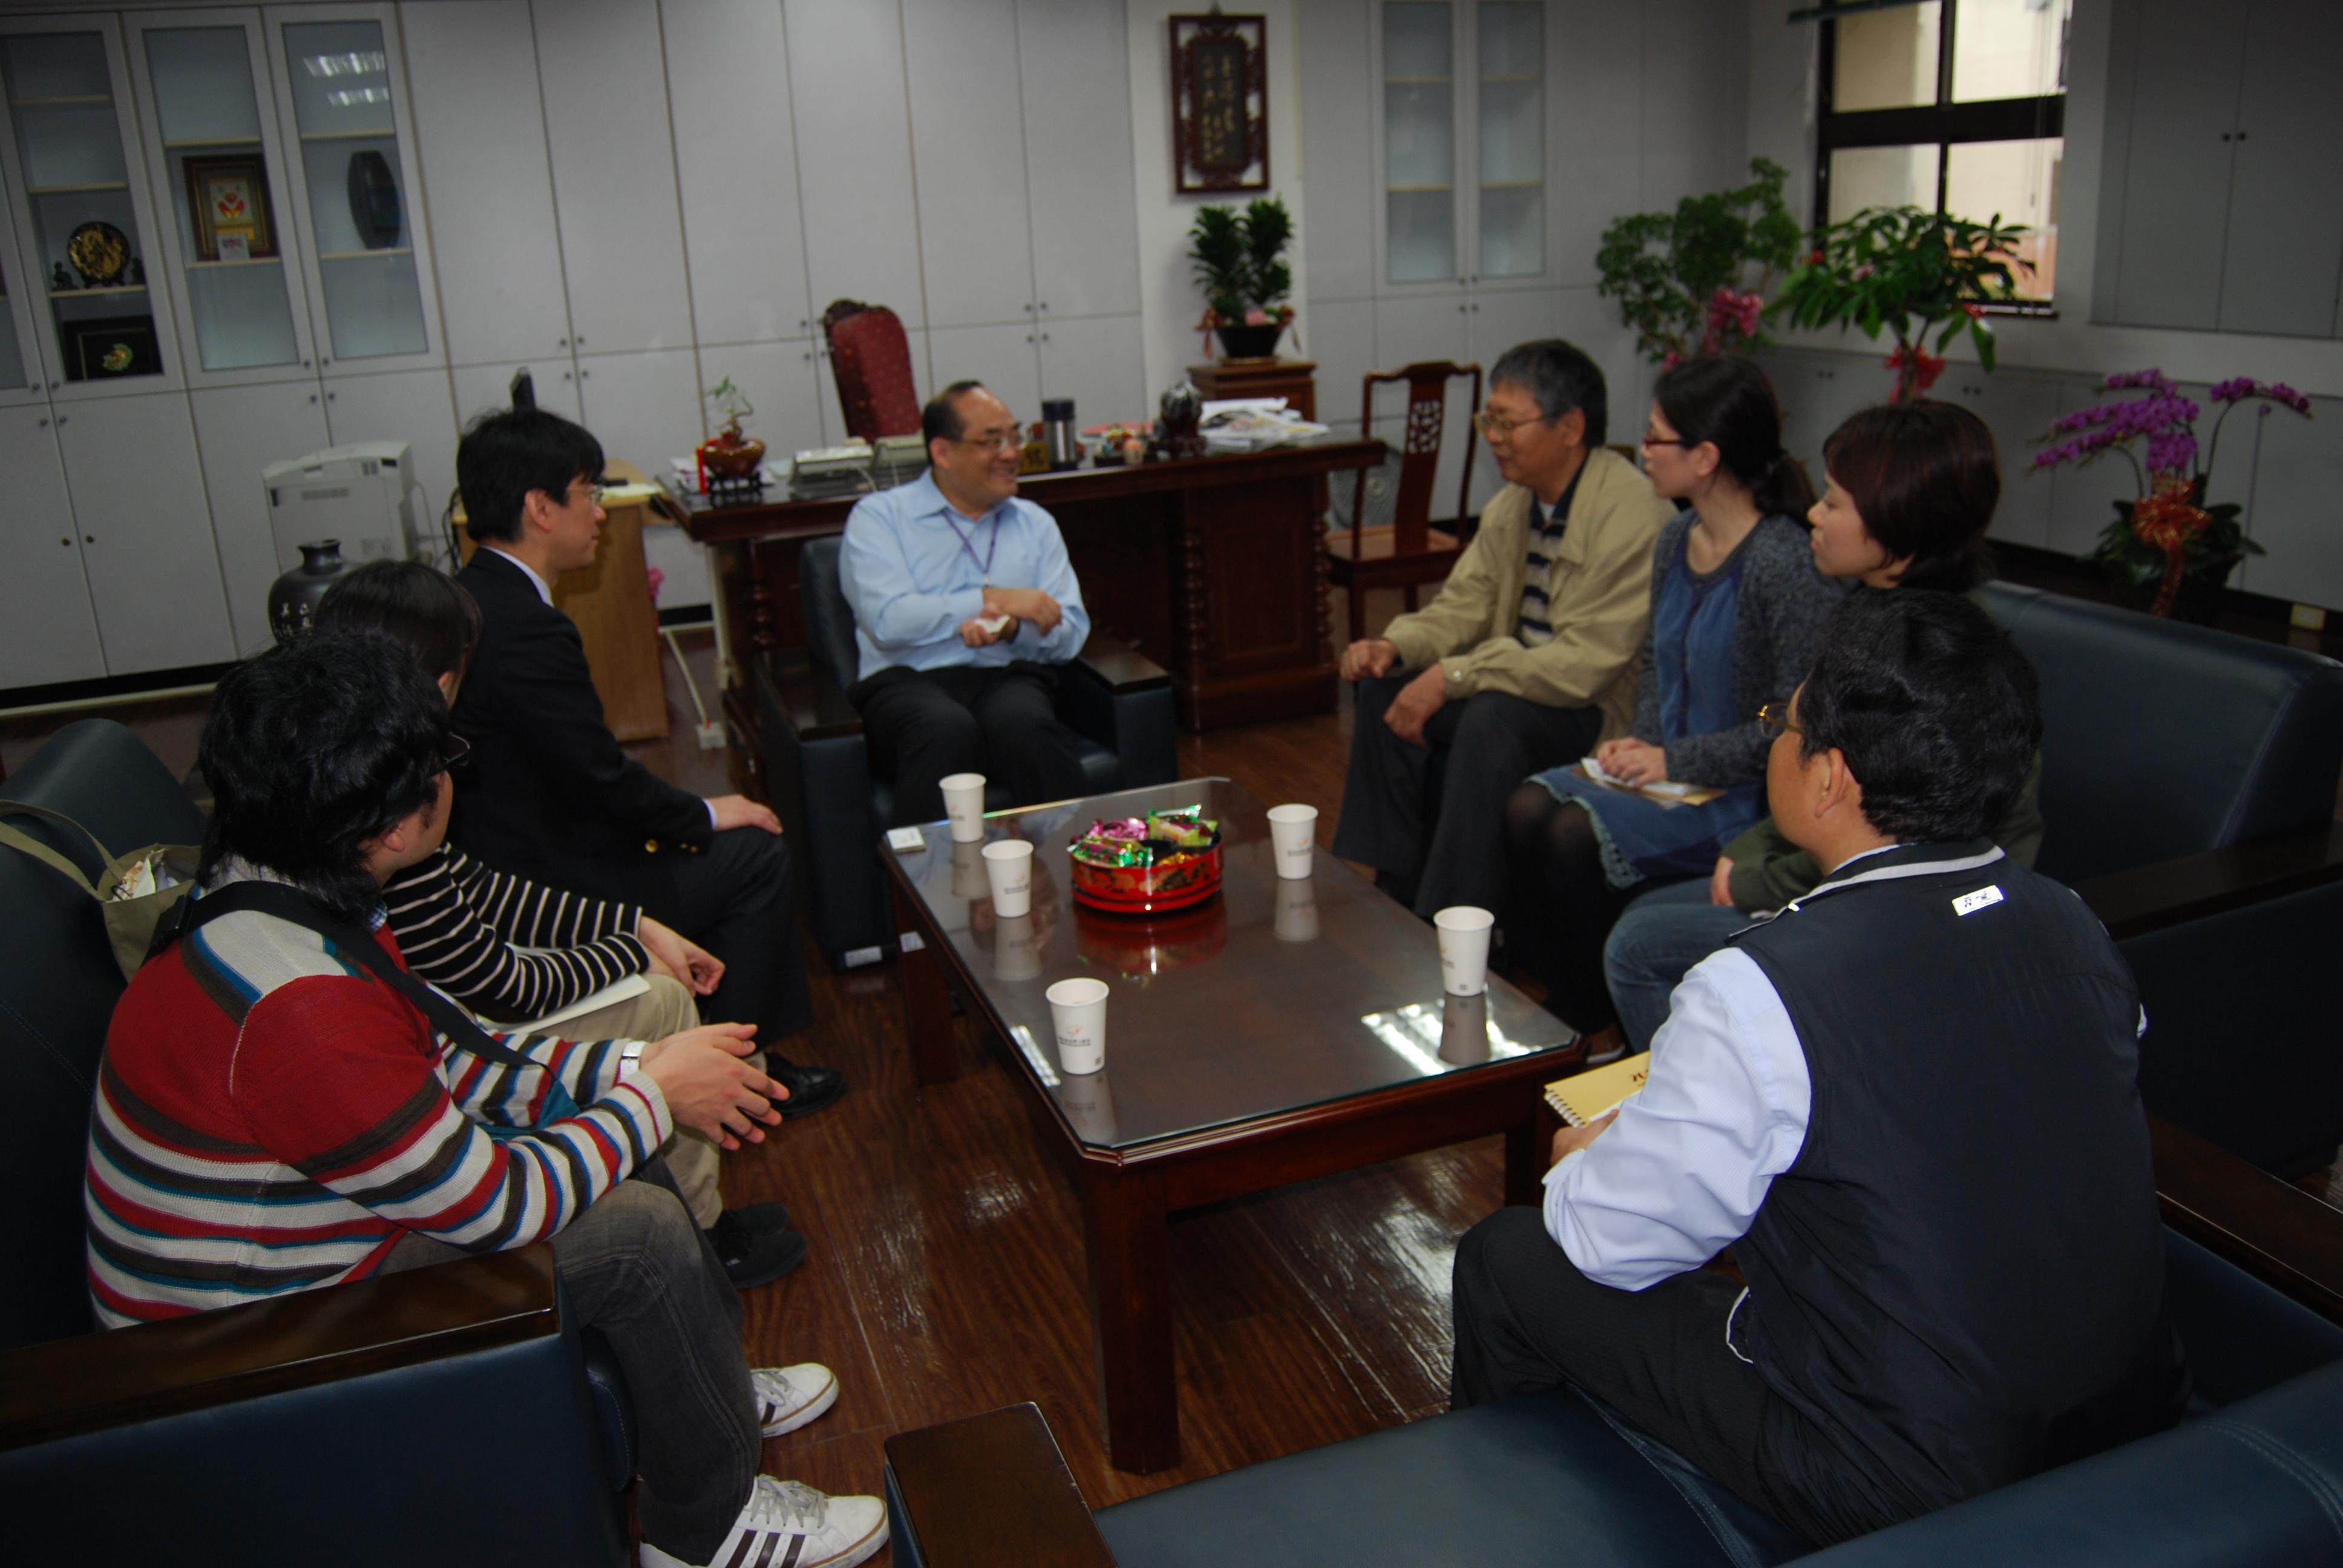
839, 381, 1092, 826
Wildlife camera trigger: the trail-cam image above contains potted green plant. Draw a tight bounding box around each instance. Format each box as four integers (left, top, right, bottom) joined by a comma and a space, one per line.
1771, 206, 2029, 402
1596, 158, 1801, 365
698, 376, 764, 479
1189, 197, 1294, 360
2030, 370, 2312, 620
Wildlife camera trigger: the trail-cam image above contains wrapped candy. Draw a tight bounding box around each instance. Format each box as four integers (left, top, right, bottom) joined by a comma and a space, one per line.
1145, 808, 1217, 849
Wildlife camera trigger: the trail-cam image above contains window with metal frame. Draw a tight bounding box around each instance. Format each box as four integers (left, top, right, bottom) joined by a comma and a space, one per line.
1810, 0, 2068, 304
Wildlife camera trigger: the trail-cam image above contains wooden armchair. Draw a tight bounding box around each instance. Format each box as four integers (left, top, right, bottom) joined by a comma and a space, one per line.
1325, 361, 1481, 645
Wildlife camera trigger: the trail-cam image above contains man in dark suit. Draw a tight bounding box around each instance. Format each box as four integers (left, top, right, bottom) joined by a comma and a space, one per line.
448, 408, 841, 1120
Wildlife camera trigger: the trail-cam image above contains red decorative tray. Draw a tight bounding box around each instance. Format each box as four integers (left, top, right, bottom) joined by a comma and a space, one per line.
1069, 844, 1222, 913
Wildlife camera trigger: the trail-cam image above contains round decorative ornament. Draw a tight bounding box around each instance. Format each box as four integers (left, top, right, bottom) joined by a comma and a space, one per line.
267, 540, 355, 644
67, 220, 129, 286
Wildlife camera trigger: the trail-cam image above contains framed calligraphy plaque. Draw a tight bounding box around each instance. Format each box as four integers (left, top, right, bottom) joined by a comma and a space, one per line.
1170, 12, 1268, 193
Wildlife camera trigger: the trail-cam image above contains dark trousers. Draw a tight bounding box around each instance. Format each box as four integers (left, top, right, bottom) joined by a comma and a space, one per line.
853, 662, 1089, 828
384, 1158, 758, 1563
1330, 671, 1602, 917
586, 827, 814, 1049
1451, 1206, 1829, 1547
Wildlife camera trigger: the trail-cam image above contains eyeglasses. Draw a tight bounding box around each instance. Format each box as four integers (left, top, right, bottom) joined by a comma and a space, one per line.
568, 479, 607, 505
436, 732, 472, 774
1472, 409, 1553, 438
1640, 432, 1685, 449
956, 429, 1025, 454
1757, 701, 1800, 737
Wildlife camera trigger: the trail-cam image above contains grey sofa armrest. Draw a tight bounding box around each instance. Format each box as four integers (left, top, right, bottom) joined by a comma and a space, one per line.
761, 647, 865, 743
884, 1403, 1118, 1568
2075, 824, 2343, 941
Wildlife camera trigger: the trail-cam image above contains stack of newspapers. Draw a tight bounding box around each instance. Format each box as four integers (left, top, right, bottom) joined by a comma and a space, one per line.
789, 440, 875, 500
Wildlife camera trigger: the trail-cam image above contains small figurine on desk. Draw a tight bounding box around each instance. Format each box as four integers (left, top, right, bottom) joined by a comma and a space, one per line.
123, 255, 144, 286
1152, 379, 1207, 461
50, 263, 75, 292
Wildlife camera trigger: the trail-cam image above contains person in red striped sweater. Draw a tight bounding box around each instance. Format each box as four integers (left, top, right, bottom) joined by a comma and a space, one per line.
85, 632, 887, 1568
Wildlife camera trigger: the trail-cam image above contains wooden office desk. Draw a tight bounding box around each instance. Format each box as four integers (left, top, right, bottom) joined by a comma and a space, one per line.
678, 439, 1385, 737
455, 457, 668, 742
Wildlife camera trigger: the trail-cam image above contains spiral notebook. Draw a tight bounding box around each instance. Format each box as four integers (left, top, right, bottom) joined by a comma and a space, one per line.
1543, 1051, 1651, 1127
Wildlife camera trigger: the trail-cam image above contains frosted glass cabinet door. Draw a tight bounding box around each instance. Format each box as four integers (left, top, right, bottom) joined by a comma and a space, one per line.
0, 403, 105, 688
0, 20, 182, 400
126, 15, 314, 384
266, 8, 441, 371
1475, 1, 1542, 280
0, 200, 42, 399
1382, 1, 1457, 285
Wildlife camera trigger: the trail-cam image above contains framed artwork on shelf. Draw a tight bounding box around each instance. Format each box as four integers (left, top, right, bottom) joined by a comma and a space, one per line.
183, 155, 276, 261
63, 315, 162, 381
1170, 12, 1268, 193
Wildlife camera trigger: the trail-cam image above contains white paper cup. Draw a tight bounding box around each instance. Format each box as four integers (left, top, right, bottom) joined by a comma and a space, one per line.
1434, 905, 1496, 997
1266, 803, 1318, 880
1439, 991, 1490, 1065
949, 837, 987, 898
982, 838, 1035, 917
992, 912, 1042, 981
1046, 976, 1110, 1074
1273, 875, 1319, 943
940, 772, 987, 843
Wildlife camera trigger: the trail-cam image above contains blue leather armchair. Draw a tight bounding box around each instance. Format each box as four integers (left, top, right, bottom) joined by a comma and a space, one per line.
1979, 584, 2343, 1175
0, 720, 635, 1566
883, 1184, 2343, 1568
754, 535, 1178, 970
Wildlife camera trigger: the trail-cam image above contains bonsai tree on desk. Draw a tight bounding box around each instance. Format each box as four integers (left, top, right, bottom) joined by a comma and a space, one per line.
1190, 197, 1295, 360
698, 376, 764, 480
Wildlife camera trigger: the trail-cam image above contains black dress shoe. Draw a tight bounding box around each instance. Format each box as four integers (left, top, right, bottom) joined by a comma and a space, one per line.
764, 1060, 846, 1120
707, 1206, 808, 1290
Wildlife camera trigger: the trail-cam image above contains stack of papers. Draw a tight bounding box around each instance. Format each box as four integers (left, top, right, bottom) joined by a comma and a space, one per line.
1199, 403, 1332, 453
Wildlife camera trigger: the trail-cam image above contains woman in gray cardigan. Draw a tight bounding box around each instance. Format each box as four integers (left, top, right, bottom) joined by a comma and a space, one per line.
1502, 354, 1843, 1032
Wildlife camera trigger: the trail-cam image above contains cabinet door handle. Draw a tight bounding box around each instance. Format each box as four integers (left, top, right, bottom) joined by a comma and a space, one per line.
1026, 334, 1034, 344
1041, 332, 1050, 342
56, 416, 68, 426
581, 369, 591, 379
804, 351, 813, 362
799, 318, 808, 331
59, 537, 70, 547
84, 534, 95, 544
309, 394, 319, 403
327, 393, 336, 403
564, 370, 574, 380
301, 358, 311, 368
35, 416, 47, 427
1038, 301, 1049, 311
575, 336, 587, 347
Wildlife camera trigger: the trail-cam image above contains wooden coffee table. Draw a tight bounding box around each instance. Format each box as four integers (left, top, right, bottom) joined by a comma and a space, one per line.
882, 778, 1582, 1472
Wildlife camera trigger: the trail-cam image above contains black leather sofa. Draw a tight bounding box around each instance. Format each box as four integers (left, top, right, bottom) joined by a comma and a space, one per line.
0, 720, 635, 1566
754, 535, 1179, 971
883, 1136, 2343, 1568
1978, 584, 2343, 1175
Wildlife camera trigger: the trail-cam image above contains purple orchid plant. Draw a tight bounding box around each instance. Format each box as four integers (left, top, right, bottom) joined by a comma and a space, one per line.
2032, 370, 2313, 615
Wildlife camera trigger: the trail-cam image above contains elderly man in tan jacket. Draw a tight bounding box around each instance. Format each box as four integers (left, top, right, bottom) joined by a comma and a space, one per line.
1331, 339, 1670, 918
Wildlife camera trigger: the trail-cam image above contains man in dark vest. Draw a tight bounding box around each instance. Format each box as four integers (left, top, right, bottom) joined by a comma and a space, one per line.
1450, 590, 2185, 1547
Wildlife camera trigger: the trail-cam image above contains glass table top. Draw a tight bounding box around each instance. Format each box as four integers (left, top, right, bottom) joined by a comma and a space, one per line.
889, 777, 1576, 1150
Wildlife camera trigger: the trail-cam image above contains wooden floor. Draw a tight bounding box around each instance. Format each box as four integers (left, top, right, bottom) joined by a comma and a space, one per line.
10, 573, 2343, 1558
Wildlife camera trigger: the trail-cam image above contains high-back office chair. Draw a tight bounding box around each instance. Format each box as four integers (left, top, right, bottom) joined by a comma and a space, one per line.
821, 299, 922, 442
1325, 361, 1481, 645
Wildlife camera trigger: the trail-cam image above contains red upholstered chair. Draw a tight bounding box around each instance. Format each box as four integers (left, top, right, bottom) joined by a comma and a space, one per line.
1325, 361, 1481, 645
821, 299, 922, 441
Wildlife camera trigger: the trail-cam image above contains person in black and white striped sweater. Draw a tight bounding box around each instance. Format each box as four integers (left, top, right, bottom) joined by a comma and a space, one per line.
317, 561, 804, 1290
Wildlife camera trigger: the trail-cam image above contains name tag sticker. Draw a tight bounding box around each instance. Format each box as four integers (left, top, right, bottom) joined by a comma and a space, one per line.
1953, 885, 2005, 916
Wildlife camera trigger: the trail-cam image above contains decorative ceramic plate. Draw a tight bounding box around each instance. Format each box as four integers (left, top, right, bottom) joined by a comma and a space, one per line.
67, 220, 128, 285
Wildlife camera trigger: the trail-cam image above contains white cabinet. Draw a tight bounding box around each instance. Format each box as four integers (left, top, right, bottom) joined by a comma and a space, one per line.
320, 365, 459, 549
904, 0, 1035, 331
2235, 393, 2343, 609
661, 0, 814, 350
1932, 367, 2064, 551
1018, 0, 1140, 322
575, 346, 702, 487
0, 18, 186, 400
2099, 0, 2343, 337
1550, 0, 1642, 290
787, 0, 925, 332
402, 0, 573, 367
695, 338, 828, 466
1298, 0, 1378, 305
0, 402, 103, 687
1035, 313, 1143, 426
453, 359, 580, 428
191, 380, 331, 653
533, 0, 692, 356
263, 5, 444, 375
926, 322, 1043, 424
123, 10, 320, 389
54, 390, 235, 674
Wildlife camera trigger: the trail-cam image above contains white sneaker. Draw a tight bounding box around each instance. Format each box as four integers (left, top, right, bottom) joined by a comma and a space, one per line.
753, 1362, 839, 1437
640, 1477, 886, 1568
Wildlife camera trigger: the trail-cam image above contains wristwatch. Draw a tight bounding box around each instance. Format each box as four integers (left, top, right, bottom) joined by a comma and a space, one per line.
620, 1040, 646, 1071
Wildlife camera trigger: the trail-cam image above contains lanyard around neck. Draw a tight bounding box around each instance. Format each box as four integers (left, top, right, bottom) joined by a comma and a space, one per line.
941, 509, 1000, 586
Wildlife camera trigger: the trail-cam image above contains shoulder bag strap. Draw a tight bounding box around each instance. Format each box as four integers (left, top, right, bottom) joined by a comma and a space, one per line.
162, 880, 548, 1073
0, 799, 114, 897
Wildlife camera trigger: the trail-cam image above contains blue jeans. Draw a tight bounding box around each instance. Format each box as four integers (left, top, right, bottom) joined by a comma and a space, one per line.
1602, 879, 1756, 1052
